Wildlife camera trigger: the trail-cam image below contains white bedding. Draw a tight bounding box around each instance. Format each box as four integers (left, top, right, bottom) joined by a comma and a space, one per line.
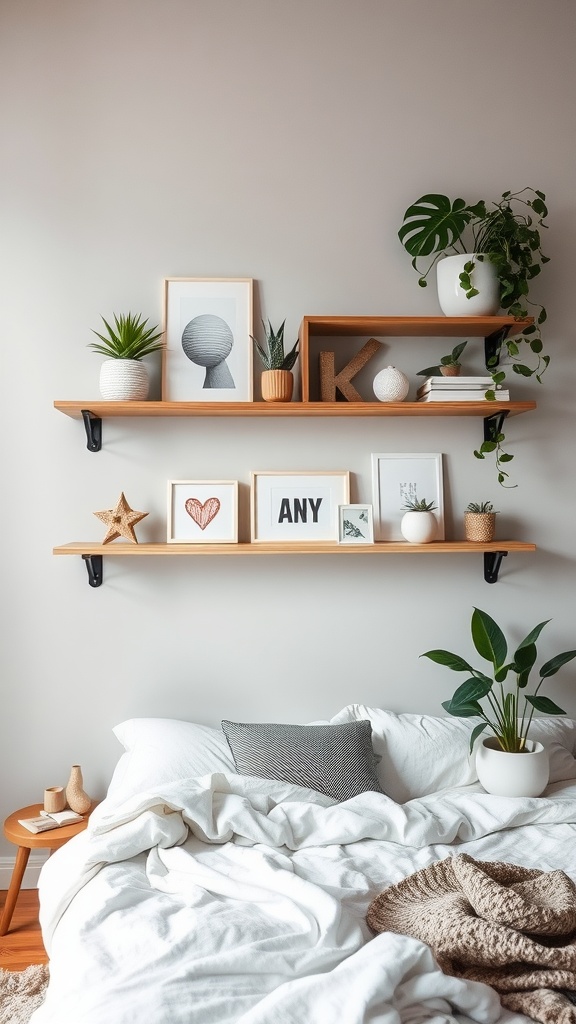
30, 771, 576, 1024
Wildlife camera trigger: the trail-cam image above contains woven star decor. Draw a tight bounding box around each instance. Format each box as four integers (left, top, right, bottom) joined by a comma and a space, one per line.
93, 492, 149, 544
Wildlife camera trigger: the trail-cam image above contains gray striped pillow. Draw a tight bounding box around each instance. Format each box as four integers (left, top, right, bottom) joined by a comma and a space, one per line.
221, 719, 384, 802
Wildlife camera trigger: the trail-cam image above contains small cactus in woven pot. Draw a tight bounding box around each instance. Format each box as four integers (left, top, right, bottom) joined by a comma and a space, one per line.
464, 501, 498, 542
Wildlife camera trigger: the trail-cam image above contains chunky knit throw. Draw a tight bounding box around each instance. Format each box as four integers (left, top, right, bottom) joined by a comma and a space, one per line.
367, 854, 576, 1024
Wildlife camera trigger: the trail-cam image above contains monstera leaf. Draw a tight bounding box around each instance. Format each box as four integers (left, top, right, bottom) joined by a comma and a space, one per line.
398, 194, 485, 258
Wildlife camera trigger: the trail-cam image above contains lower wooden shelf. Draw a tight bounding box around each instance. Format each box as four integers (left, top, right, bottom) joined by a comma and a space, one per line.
53, 540, 536, 587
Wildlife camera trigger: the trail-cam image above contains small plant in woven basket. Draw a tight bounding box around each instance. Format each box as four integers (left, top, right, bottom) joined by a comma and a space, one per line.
464, 501, 499, 542
401, 496, 437, 512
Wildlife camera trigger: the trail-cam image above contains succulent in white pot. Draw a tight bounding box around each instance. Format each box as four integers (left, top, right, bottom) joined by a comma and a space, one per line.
400, 495, 438, 544
89, 312, 164, 400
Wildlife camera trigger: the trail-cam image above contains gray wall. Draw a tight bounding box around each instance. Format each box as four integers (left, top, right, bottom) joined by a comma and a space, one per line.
2, 0, 575, 867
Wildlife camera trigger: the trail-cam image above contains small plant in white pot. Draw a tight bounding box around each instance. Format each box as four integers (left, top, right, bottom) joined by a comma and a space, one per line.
464, 501, 498, 542
89, 312, 164, 400
251, 319, 299, 402
421, 607, 576, 797
400, 496, 438, 544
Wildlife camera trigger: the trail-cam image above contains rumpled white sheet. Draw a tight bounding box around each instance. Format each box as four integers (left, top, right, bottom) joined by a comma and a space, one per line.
31, 773, 576, 1024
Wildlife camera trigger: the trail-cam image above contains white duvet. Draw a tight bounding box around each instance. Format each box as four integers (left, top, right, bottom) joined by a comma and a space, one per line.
31, 773, 576, 1024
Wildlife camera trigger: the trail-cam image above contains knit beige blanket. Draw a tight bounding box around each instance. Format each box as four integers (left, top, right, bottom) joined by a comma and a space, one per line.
367, 854, 576, 1024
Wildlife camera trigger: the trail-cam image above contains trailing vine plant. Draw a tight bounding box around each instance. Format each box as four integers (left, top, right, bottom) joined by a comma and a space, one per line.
399, 187, 550, 485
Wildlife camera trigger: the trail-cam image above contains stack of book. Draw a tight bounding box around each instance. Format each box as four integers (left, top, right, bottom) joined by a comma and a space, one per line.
416, 376, 510, 402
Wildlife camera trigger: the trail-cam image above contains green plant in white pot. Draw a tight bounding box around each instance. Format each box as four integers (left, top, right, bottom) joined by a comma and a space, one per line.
400, 495, 438, 544
421, 607, 576, 796
399, 189, 549, 488
89, 312, 164, 400
398, 188, 549, 382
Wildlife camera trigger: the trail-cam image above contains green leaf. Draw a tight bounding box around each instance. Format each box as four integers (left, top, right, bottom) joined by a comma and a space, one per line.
471, 608, 507, 669
420, 650, 473, 672
499, 453, 514, 462
442, 699, 483, 718
512, 364, 534, 377
398, 194, 474, 257
516, 620, 550, 651
526, 695, 567, 715
469, 721, 488, 753
451, 677, 492, 704
539, 650, 576, 678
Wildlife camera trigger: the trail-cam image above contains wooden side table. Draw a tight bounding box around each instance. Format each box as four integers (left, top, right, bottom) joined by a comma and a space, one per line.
0, 803, 92, 935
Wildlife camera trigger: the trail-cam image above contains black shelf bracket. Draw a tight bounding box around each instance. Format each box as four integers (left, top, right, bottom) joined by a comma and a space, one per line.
484, 550, 507, 584
82, 554, 103, 588
483, 408, 509, 443
484, 324, 512, 370
81, 409, 102, 453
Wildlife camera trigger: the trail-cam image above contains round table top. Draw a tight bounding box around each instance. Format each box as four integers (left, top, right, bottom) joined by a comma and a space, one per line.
3, 803, 93, 849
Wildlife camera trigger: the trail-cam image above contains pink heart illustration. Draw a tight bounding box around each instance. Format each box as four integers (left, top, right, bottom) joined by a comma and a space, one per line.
185, 496, 221, 530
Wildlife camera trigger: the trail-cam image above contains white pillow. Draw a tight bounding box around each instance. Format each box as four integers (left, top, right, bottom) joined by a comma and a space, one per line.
107, 718, 236, 801
330, 705, 576, 803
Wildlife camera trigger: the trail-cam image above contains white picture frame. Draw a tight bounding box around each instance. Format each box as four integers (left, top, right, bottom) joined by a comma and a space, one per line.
162, 278, 253, 402
371, 453, 444, 541
167, 480, 239, 543
251, 471, 350, 543
338, 504, 374, 544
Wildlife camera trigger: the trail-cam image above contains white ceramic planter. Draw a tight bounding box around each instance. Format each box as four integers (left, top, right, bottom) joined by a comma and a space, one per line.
436, 253, 500, 317
400, 510, 438, 544
99, 359, 149, 400
476, 736, 549, 797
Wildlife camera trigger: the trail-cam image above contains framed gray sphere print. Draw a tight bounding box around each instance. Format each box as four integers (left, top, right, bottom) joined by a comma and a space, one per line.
162, 278, 253, 401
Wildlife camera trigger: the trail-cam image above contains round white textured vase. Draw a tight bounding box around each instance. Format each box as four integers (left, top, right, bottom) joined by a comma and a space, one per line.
476, 737, 549, 797
436, 253, 500, 317
373, 366, 410, 402
99, 359, 149, 400
400, 510, 438, 543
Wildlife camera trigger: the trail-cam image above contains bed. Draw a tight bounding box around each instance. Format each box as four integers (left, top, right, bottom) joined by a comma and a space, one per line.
29, 705, 576, 1024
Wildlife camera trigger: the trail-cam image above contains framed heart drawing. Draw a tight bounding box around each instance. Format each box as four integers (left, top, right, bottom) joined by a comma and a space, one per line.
167, 480, 239, 543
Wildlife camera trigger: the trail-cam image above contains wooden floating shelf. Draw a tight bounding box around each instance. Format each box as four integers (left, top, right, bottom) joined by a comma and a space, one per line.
54, 400, 535, 419
53, 541, 536, 556
53, 541, 536, 588
298, 314, 533, 337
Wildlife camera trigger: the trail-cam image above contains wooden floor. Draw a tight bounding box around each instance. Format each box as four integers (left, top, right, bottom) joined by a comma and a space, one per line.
0, 889, 47, 971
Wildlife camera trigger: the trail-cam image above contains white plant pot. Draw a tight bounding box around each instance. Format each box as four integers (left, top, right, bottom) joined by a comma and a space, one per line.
99, 359, 149, 400
400, 510, 438, 544
476, 736, 549, 798
436, 253, 500, 317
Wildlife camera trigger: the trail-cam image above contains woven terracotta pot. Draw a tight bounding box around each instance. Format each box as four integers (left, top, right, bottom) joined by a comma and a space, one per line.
464, 512, 496, 542
261, 370, 293, 402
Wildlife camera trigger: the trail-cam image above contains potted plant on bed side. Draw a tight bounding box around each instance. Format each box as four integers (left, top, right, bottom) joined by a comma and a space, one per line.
420, 607, 576, 797
251, 319, 299, 402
